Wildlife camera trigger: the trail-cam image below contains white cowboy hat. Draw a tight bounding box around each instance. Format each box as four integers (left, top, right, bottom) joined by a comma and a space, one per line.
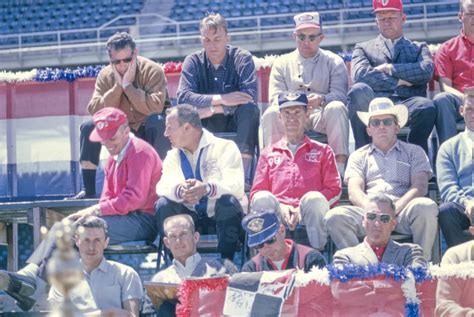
357, 97, 409, 128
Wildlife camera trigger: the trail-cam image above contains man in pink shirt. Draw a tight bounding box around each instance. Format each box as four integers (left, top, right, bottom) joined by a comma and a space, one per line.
0, 108, 162, 311
434, 0, 474, 143
250, 92, 341, 251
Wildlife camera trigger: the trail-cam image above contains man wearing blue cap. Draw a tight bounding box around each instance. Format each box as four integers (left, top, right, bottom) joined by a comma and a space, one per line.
241, 210, 326, 272
251, 91, 341, 252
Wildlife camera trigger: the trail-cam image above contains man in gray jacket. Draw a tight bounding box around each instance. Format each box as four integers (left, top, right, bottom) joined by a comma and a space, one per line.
333, 193, 426, 267
261, 11, 349, 175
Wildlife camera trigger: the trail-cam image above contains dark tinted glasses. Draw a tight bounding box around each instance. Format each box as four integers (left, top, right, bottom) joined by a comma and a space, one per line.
255, 235, 277, 249
296, 33, 321, 42
111, 57, 133, 65
369, 118, 396, 127
366, 212, 392, 224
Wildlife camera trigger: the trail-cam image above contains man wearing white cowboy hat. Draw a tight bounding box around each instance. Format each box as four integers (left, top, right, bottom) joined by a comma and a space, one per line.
325, 97, 439, 261
347, 0, 436, 155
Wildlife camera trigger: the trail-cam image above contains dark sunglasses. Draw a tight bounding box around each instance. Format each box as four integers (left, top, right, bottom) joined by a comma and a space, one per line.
255, 235, 277, 249
296, 33, 321, 42
366, 212, 392, 224
369, 118, 396, 127
111, 57, 133, 65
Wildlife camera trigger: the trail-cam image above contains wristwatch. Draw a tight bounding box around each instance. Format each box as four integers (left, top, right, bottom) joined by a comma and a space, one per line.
205, 183, 212, 196
320, 95, 327, 107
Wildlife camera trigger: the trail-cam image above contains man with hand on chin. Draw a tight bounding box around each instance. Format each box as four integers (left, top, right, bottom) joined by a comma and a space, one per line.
71, 31, 168, 200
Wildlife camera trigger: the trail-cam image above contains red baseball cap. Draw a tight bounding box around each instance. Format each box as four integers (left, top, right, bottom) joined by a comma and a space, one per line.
373, 0, 403, 12
89, 107, 128, 142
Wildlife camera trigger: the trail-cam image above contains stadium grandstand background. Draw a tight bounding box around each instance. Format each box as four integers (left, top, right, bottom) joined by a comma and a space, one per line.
0, 0, 460, 70
0, 0, 463, 312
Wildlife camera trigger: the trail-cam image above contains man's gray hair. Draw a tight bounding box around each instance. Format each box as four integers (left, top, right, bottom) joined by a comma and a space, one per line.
106, 32, 136, 56
460, 0, 472, 12
368, 193, 396, 212
76, 216, 109, 238
163, 214, 196, 236
200, 13, 228, 34
167, 104, 202, 129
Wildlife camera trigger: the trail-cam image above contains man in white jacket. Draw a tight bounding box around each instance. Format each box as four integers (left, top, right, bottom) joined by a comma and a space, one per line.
155, 104, 246, 260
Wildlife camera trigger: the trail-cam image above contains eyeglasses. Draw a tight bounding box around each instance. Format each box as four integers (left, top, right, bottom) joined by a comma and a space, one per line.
366, 212, 393, 224
296, 33, 322, 42
166, 231, 192, 243
369, 118, 396, 127
111, 57, 133, 65
255, 235, 277, 249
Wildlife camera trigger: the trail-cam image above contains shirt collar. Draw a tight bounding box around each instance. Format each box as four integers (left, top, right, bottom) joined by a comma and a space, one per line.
273, 135, 312, 152
206, 46, 230, 70
297, 49, 320, 65
82, 257, 109, 275
364, 238, 388, 261
368, 140, 400, 155
462, 128, 474, 142
113, 133, 133, 163
172, 252, 201, 271
380, 34, 403, 45
182, 129, 212, 156
461, 30, 474, 45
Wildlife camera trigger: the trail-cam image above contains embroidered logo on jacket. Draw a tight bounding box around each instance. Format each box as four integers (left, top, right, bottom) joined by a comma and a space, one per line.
305, 149, 321, 162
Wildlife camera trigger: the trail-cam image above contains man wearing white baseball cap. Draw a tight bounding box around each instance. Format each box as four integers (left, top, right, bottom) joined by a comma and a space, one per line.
262, 11, 349, 176
348, 0, 436, 155
325, 97, 439, 261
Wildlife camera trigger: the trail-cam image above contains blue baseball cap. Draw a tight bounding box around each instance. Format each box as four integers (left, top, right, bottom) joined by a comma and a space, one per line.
242, 210, 281, 247
278, 92, 308, 110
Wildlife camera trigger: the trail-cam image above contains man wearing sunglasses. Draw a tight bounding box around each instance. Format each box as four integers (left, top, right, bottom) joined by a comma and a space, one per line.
262, 11, 349, 176
69, 32, 169, 200
331, 194, 426, 316
348, 0, 436, 155
333, 194, 426, 266
325, 97, 438, 261
241, 210, 326, 273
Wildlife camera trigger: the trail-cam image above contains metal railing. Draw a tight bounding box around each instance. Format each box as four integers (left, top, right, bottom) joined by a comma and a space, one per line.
0, 1, 459, 69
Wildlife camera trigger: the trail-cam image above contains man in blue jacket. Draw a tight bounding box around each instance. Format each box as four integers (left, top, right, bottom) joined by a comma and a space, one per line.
348, 0, 436, 154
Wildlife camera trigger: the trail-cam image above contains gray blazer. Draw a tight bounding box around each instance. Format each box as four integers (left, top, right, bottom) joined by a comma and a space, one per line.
333, 239, 426, 267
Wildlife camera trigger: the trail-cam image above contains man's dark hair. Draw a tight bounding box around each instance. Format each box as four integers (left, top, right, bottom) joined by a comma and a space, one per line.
200, 13, 228, 34
76, 216, 109, 238
106, 32, 136, 56
368, 194, 396, 213
163, 214, 196, 236
167, 104, 202, 129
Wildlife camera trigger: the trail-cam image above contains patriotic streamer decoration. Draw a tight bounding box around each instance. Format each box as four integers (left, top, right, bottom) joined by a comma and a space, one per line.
1, 53, 355, 83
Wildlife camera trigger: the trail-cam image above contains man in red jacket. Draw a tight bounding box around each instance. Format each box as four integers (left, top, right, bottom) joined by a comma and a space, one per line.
250, 92, 341, 251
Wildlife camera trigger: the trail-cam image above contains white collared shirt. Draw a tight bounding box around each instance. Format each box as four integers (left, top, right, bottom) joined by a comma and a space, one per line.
151, 253, 202, 284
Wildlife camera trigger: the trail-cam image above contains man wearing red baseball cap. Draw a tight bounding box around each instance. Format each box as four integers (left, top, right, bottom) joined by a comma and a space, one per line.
66, 107, 163, 235
0, 107, 163, 311
348, 0, 436, 155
